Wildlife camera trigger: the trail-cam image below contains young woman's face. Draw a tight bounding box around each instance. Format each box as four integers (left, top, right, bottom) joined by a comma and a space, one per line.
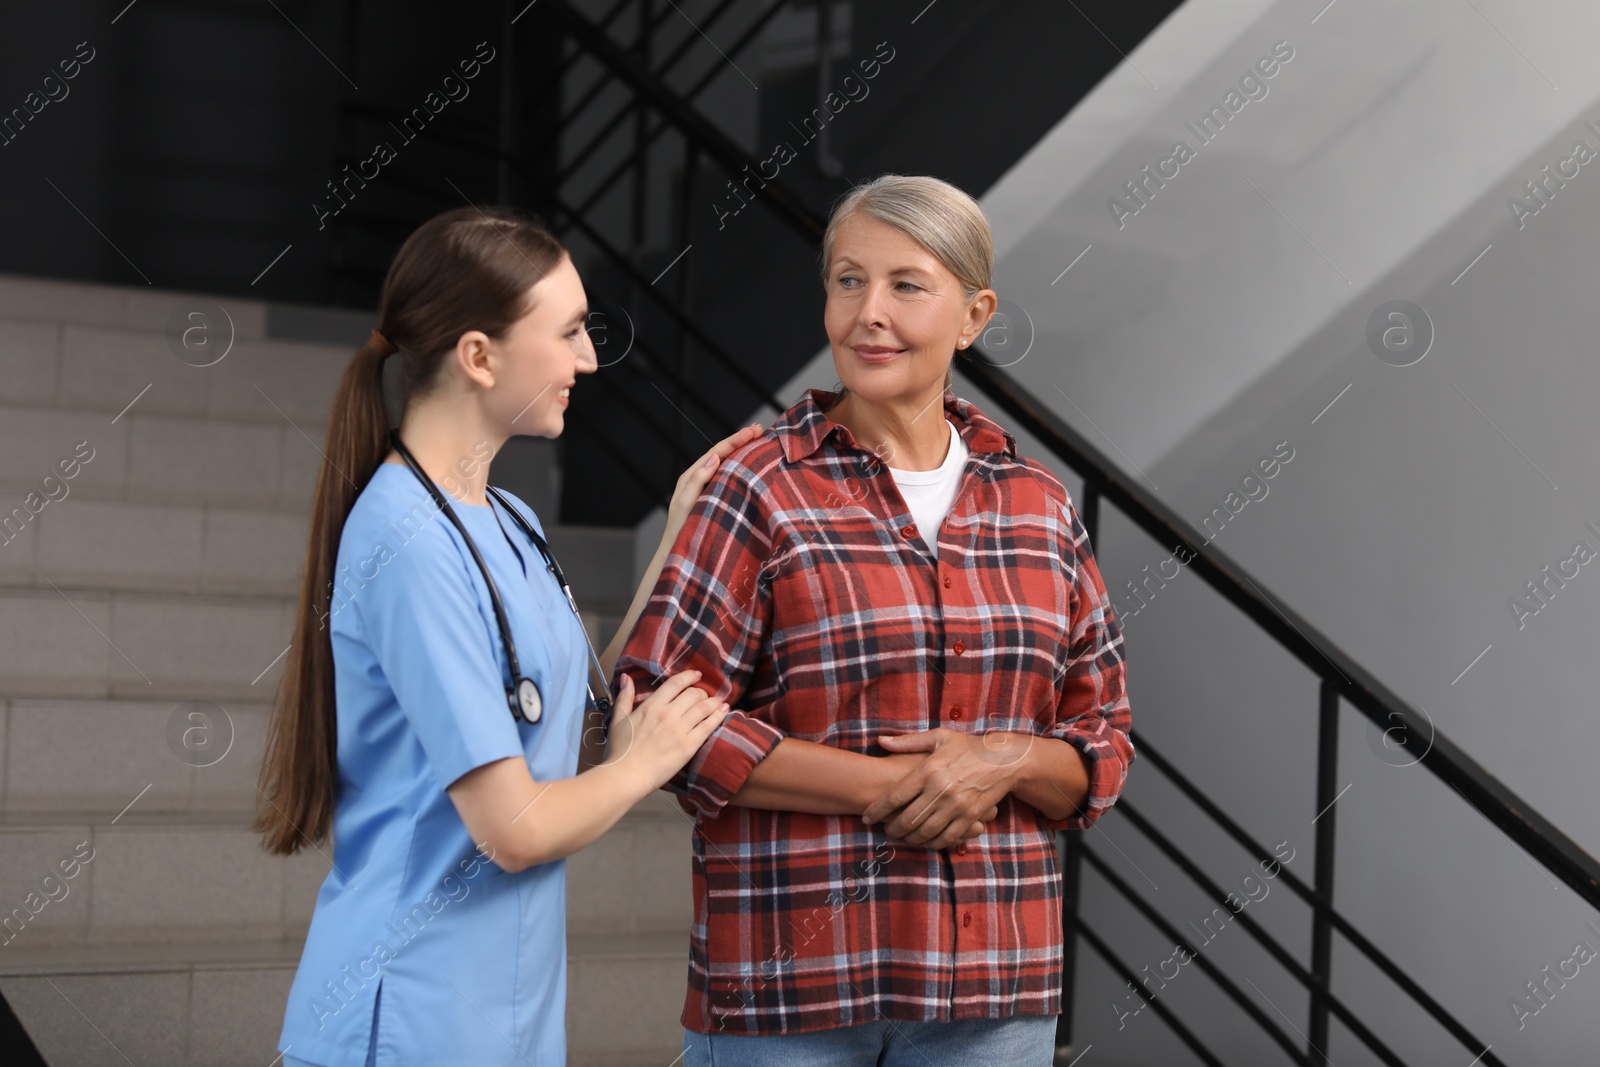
823, 213, 987, 408
493, 255, 597, 439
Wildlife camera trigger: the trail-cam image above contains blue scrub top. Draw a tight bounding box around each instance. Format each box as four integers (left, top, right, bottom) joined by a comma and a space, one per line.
278, 461, 588, 1067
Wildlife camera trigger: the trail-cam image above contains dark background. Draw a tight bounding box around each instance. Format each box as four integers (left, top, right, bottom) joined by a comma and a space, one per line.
0, 0, 1184, 524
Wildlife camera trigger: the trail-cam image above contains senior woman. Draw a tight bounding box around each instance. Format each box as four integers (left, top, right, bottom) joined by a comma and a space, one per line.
615, 174, 1133, 1066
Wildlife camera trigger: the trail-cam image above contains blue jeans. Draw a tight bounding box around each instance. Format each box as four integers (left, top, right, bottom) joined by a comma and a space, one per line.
683, 1014, 1059, 1066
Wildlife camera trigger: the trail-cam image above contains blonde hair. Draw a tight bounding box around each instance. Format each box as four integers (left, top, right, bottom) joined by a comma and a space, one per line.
820, 174, 995, 393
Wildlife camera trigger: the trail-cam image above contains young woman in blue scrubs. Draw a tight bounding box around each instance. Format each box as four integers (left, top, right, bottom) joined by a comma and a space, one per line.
257, 207, 758, 1067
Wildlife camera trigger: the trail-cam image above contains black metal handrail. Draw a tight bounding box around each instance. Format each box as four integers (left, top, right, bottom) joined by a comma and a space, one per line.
540, 0, 1600, 914
334, 103, 786, 425
546, 0, 769, 191
959, 362, 1600, 1063
1130, 728, 1502, 1060
955, 354, 1600, 908
515, 6, 1600, 1062
1108, 795, 1416, 1067
952, 364, 1595, 1065
472, 4, 1600, 1060
545, 0, 823, 245
1080, 846, 1312, 1065
1074, 919, 1229, 1067
561, 0, 794, 222
333, 0, 810, 509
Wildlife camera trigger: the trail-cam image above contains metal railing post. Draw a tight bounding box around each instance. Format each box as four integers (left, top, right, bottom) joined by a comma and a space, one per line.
1055, 833, 1085, 1059
497, 0, 518, 204
1309, 679, 1340, 1061
413, 13, 1600, 1059
631, 0, 650, 252
1056, 483, 1099, 1058
672, 143, 698, 456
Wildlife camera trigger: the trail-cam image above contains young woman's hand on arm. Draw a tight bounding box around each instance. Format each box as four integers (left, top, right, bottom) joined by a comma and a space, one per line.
565, 423, 760, 773
447, 669, 727, 873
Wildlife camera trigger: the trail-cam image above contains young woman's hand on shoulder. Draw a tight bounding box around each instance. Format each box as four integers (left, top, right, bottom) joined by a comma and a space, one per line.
664, 423, 763, 543
600, 424, 764, 681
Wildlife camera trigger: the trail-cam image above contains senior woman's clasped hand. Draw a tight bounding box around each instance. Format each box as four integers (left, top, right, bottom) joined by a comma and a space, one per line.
861, 730, 1023, 850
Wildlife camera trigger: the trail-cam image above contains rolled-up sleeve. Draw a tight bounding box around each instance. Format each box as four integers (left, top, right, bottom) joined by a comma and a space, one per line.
612, 459, 783, 820
1039, 491, 1134, 831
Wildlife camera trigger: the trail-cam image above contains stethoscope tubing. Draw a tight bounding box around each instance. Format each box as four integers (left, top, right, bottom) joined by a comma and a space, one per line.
388, 431, 614, 734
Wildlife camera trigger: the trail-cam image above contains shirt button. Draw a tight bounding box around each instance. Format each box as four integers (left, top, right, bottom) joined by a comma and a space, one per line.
901, 524, 918, 540
942, 575, 952, 589
957, 843, 968, 855
952, 641, 966, 655
949, 706, 964, 721
962, 912, 972, 928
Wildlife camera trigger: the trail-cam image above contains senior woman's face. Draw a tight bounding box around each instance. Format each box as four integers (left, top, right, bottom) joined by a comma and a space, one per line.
824, 213, 979, 406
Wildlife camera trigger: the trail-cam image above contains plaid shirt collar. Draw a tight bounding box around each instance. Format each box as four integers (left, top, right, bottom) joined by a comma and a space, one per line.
776, 388, 1017, 464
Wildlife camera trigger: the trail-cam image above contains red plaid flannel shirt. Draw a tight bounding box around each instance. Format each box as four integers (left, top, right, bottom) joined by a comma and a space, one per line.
615, 388, 1133, 1035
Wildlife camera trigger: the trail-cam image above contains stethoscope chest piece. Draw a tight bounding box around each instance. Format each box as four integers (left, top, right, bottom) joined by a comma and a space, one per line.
389, 430, 613, 740
515, 677, 543, 723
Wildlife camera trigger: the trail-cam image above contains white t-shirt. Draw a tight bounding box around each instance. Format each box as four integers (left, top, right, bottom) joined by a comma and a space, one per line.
888, 418, 969, 560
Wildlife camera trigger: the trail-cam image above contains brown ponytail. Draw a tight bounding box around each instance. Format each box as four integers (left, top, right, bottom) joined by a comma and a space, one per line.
256, 206, 566, 855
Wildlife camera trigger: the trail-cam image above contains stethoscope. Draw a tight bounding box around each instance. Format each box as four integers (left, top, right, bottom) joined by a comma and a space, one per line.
389, 431, 614, 735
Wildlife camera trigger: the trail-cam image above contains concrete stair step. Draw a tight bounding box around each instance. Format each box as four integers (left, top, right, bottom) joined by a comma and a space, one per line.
0, 591, 623, 706
0, 274, 269, 337
0, 588, 293, 701
0, 499, 310, 598
0, 400, 644, 527
0, 489, 638, 608
0, 935, 306, 977
0, 791, 693, 948
0, 929, 691, 1067
566, 930, 690, 1065
1, 692, 667, 820
0, 272, 672, 1066
0, 274, 356, 428
0, 812, 324, 951
0, 401, 323, 516
0, 939, 302, 1067
566, 789, 695, 937
0, 457, 636, 614
1, 697, 273, 816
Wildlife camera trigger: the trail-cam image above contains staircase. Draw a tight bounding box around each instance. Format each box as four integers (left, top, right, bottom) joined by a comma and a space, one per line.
11, 1, 1598, 1064
0, 273, 692, 1066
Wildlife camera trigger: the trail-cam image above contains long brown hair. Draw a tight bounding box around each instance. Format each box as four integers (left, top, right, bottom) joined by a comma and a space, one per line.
256, 206, 567, 855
